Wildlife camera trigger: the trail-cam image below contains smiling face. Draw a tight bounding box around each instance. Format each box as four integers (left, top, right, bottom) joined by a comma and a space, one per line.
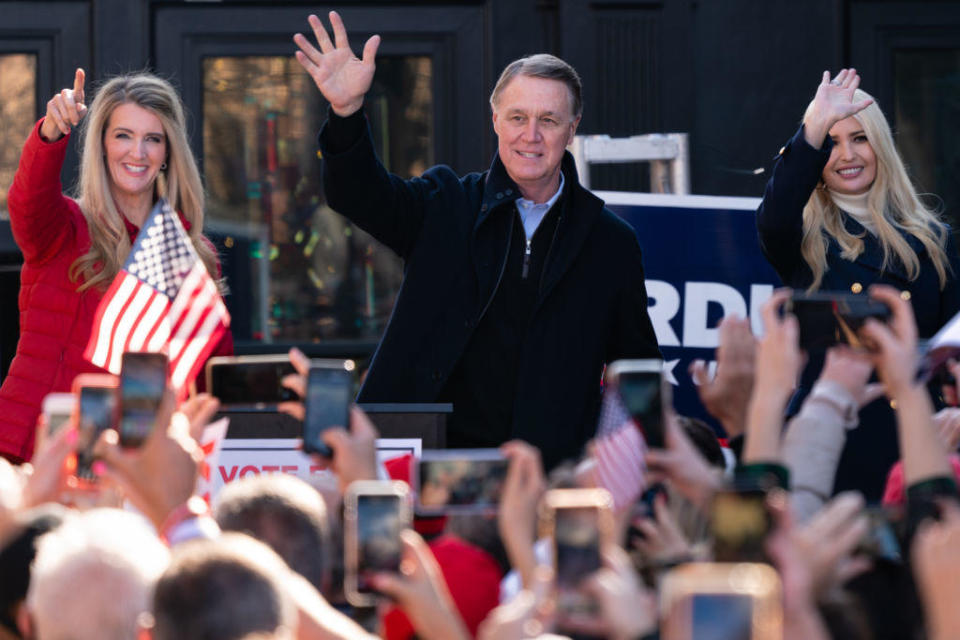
103, 102, 167, 208
492, 75, 580, 203
822, 116, 877, 196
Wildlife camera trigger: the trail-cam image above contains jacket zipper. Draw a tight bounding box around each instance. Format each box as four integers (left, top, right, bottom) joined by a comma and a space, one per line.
522, 238, 532, 279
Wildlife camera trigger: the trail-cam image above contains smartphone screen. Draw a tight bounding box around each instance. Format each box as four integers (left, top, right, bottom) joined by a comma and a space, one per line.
417, 450, 508, 514
710, 489, 771, 563
208, 359, 297, 410
553, 505, 602, 620
42, 393, 75, 438
690, 593, 754, 640
303, 366, 353, 457
119, 352, 167, 448
788, 292, 891, 350
355, 493, 404, 595
76, 386, 117, 480
617, 371, 664, 448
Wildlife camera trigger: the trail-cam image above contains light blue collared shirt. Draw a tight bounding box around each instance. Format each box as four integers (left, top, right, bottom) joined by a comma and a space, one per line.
515, 172, 564, 240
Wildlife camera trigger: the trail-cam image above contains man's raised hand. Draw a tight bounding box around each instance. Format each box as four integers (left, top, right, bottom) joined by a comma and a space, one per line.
293, 11, 380, 117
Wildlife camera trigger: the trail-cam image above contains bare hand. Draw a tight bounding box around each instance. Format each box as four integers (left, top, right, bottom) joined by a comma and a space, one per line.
498, 440, 546, 589
40, 68, 87, 141
478, 566, 555, 640
293, 11, 381, 117
277, 346, 311, 421
315, 405, 379, 494
934, 408, 960, 452
804, 69, 874, 149
584, 545, 657, 640
690, 315, 756, 438
791, 492, 872, 595
860, 285, 919, 397
644, 410, 723, 509
630, 491, 692, 563
754, 289, 803, 398
371, 530, 471, 640
93, 390, 204, 529
818, 346, 883, 408
912, 501, 960, 640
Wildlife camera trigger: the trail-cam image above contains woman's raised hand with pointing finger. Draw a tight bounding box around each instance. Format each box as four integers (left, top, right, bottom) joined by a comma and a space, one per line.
293, 11, 380, 117
41, 68, 87, 142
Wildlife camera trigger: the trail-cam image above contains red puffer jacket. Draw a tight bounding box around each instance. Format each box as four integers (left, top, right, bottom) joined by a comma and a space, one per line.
0, 120, 233, 462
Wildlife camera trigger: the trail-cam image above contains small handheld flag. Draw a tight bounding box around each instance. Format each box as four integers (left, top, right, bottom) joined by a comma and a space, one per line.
84, 199, 229, 392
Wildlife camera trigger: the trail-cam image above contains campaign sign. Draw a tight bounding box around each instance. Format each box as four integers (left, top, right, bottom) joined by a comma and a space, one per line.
600, 191, 781, 434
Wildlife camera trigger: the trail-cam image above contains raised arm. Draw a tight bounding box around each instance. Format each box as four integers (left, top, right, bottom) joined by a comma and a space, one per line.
7, 68, 87, 265
755, 69, 873, 282
293, 11, 380, 117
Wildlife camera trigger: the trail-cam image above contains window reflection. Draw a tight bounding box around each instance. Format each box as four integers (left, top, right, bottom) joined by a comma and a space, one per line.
202, 56, 433, 344
0, 54, 37, 220
894, 50, 960, 231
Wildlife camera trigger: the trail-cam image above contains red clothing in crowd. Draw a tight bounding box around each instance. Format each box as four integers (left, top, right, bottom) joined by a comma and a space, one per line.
0, 120, 232, 462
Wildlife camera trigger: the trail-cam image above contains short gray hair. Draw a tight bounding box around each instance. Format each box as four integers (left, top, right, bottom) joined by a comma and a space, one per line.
489, 54, 582, 118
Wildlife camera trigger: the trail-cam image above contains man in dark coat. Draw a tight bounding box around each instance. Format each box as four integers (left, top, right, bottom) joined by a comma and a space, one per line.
294, 11, 660, 469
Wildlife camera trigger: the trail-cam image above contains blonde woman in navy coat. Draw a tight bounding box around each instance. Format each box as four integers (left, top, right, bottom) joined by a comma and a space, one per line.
756, 68, 960, 501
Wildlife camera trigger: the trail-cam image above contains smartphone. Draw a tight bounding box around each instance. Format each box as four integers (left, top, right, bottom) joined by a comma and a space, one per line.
302, 360, 355, 457
540, 488, 614, 626
710, 486, 772, 563
119, 352, 168, 448
606, 359, 665, 448
205, 355, 297, 411
856, 507, 902, 565
660, 563, 783, 640
785, 291, 891, 350
626, 483, 668, 547
42, 392, 75, 438
71, 374, 119, 482
415, 449, 509, 515
344, 481, 411, 607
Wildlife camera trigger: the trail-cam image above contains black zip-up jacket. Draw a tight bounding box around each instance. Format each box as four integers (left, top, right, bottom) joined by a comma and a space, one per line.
320, 109, 660, 469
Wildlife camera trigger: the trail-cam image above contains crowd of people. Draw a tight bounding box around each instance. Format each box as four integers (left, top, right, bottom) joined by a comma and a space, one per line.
2, 8, 960, 640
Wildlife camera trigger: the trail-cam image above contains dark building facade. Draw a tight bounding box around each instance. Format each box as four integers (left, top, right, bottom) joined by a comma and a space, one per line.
0, 0, 958, 370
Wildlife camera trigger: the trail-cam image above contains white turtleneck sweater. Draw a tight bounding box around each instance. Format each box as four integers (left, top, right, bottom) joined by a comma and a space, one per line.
829, 190, 875, 234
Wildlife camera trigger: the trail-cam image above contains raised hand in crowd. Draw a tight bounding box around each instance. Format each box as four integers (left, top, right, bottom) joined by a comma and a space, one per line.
645, 409, 724, 509
371, 529, 471, 640
18, 416, 78, 511
478, 566, 555, 640
293, 11, 380, 117
803, 68, 874, 150
584, 545, 657, 640
629, 490, 693, 565
933, 406, 960, 452
93, 390, 217, 530
743, 289, 802, 463
860, 285, 952, 485
790, 492, 871, 596
764, 491, 832, 640
912, 501, 960, 640
690, 314, 756, 439
39, 67, 86, 141
498, 440, 546, 590
280, 347, 378, 493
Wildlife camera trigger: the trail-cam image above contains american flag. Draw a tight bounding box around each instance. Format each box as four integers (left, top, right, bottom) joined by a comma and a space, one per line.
593, 387, 647, 510
83, 199, 230, 392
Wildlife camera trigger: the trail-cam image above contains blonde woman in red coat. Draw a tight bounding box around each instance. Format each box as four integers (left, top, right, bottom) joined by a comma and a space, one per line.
1, 69, 232, 462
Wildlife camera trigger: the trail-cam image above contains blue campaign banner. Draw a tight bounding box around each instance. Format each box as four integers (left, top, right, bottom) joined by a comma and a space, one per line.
600, 191, 782, 434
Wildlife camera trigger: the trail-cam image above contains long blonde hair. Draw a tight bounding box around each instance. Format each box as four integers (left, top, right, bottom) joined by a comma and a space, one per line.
71, 73, 219, 291
799, 89, 950, 292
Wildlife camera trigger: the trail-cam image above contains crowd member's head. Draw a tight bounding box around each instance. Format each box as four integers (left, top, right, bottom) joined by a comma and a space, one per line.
0, 505, 66, 640
73, 72, 218, 291
489, 54, 582, 203
800, 87, 950, 292
24, 508, 168, 640
151, 533, 295, 640
213, 473, 330, 593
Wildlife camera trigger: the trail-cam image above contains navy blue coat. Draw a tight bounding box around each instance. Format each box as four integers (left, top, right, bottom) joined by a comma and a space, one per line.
319, 116, 660, 469
757, 125, 960, 500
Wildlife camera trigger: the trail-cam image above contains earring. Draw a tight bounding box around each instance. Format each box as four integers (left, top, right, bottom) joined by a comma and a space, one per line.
161, 162, 167, 171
